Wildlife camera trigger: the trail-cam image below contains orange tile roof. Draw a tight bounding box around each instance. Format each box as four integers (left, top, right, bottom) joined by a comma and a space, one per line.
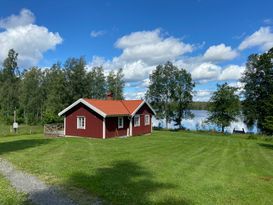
83, 99, 143, 116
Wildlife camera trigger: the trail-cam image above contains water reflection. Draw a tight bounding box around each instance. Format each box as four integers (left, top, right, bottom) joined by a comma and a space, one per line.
153, 110, 257, 133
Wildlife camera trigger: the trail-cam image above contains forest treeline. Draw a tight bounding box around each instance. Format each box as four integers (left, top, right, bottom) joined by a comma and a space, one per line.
1, 47, 273, 135
0, 49, 125, 124
145, 48, 273, 135
189, 102, 210, 110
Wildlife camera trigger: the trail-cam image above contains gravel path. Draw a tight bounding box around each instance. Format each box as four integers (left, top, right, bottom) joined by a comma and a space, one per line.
0, 158, 76, 205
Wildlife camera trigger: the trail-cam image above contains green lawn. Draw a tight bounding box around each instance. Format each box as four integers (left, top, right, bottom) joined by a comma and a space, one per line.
0, 175, 31, 205
0, 131, 273, 205
0, 123, 43, 136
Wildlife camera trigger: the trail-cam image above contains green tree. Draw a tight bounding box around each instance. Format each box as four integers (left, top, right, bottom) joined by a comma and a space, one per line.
146, 62, 194, 128
262, 95, 273, 133
0, 49, 20, 122
241, 48, 273, 134
19, 67, 45, 124
207, 83, 240, 133
64, 57, 88, 104
106, 68, 125, 100
172, 69, 195, 129
43, 63, 66, 123
86, 66, 106, 99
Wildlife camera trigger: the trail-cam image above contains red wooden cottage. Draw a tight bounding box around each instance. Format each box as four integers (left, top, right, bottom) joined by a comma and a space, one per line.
58, 98, 156, 139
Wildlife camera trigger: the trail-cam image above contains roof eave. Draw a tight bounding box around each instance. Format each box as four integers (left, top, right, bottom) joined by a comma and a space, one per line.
58, 98, 107, 118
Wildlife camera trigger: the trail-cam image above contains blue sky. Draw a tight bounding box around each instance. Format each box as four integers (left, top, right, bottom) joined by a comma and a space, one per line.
1, 0, 273, 101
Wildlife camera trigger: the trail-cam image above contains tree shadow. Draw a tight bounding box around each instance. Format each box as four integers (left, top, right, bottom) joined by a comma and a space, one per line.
0, 139, 52, 155
66, 160, 191, 205
258, 143, 273, 150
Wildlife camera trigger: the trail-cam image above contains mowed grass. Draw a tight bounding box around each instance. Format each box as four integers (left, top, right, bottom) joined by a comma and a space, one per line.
0, 175, 31, 205
0, 123, 43, 136
0, 131, 273, 205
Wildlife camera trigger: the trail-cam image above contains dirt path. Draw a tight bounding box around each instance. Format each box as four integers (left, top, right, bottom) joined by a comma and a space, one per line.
0, 158, 76, 205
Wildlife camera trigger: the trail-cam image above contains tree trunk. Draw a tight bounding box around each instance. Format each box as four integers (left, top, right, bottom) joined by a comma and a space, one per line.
221, 125, 225, 133
165, 117, 169, 129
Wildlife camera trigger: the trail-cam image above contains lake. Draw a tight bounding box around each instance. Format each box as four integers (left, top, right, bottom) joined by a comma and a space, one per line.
153, 110, 258, 133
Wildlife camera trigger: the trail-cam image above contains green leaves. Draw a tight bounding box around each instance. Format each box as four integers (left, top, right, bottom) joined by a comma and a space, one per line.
146, 61, 194, 128
207, 83, 240, 132
106, 68, 125, 100
0, 50, 125, 125
241, 47, 273, 134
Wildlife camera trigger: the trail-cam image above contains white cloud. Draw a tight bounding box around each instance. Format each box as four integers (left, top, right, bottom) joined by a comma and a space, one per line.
218, 65, 245, 81
191, 63, 221, 81
0, 9, 35, 29
193, 90, 213, 101
115, 29, 194, 65
0, 9, 62, 67
239, 27, 273, 51
90, 30, 105, 38
124, 91, 145, 100
89, 29, 194, 82
203, 43, 238, 62
122, 60, 155, 82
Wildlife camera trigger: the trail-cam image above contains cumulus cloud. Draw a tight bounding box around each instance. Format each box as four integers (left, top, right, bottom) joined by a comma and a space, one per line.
0, 9, 35, 29
239, 27, 273, 51
124, 91, 145, 100
89, 29, 194, 83
0, 9, 62, 67
90, 30, 105, 38
193, 90, 213, 101
203, 43, 238, 62
218, 65, 245, 81
115, 29, 194, 65
191, 63, 221, 81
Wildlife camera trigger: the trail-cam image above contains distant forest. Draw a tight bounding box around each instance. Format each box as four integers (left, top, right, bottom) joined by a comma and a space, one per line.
189, 101, 210, 110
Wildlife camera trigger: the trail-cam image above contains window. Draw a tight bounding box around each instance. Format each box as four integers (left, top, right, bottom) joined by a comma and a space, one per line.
134, 115, 140, 127
77, 116, 86, 129
145, 115, 150, 125
118, 117, 124, 128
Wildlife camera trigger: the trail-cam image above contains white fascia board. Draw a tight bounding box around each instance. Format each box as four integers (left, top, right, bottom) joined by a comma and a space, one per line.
58, 98, 107, 118
131, 101, 156, 116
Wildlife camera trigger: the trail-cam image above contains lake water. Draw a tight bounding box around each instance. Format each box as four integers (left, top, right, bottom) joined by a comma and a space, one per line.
153, 110, 258, 133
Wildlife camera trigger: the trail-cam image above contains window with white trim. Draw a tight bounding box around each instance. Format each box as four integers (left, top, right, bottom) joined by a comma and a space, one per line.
145, 115, 150, 125
134, 115, 140, 127
118, 117, 124, 128
77, 116, 86, 129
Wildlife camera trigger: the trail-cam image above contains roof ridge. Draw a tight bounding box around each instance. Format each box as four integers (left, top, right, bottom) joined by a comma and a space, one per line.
120, 100, 131, 114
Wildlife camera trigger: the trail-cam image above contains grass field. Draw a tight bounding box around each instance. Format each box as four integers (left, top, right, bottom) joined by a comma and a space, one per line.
0, 123, 43, 136
0, 131, 272, 205
0, 174, 31, 205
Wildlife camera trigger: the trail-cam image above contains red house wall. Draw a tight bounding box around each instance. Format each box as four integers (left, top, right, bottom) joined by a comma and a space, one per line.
65, 103, 103, 138
132, 104, 153, 136
106, 116, 130, 138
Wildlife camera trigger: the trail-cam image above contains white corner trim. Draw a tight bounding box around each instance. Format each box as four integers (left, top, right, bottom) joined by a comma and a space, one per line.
131, 101, 156, 116
130, 118, 133, 136
58, 98, 107, 118
103, 118, 106, 139
64, 117, 66, 136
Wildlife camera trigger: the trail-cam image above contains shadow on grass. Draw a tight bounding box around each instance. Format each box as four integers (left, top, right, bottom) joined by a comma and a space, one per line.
0, 139, 52, 155
66, 160, 191, 205
258, 143, 273, 150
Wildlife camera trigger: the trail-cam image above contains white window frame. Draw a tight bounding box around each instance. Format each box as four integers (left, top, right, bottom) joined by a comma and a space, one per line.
118, 117, 124, 129
134, 115, 140, 127
145, 114, 150, 125
77, 116, 86, 129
